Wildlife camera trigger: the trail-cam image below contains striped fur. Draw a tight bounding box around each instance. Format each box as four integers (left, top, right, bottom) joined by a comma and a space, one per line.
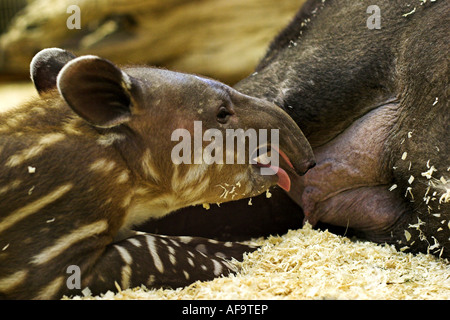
0, 89, 260, 299
0, 50, 314, 299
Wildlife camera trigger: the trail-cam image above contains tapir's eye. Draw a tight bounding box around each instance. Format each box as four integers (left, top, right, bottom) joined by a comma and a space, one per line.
216, 105, 232, 124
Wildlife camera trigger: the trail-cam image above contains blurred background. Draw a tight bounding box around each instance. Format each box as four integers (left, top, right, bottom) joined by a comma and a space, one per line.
0, 0, 305, 111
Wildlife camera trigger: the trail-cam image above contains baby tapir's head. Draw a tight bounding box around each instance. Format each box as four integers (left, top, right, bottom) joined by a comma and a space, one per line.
31, 48, 314, 222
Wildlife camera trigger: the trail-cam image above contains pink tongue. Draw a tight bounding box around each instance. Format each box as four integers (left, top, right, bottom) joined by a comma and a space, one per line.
270, 166, 291, 192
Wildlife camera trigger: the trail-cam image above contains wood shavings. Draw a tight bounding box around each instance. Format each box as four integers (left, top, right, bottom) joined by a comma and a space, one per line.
422, 166, 437, 179
405, 187, 414, 199
217, 183, 239, 199
402, 7, 416, 17
202, 203, 210, 210
81, 287, 92, 297
439, 189, 450, 204
70, 224, 450, 300
408, 217, 426, 231
404, 230, 411, 242
429, 237, 440, 251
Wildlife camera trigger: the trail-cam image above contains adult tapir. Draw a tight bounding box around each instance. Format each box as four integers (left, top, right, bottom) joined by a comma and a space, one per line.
145, 0, 450, 259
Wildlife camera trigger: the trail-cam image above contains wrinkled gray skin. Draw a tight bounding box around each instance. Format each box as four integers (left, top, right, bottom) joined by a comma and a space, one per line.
145, 0, 449, 259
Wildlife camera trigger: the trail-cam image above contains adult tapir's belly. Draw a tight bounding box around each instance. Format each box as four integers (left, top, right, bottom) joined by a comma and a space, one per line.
296, 102, 407, 237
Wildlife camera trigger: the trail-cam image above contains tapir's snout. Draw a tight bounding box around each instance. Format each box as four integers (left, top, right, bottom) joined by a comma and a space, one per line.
231, 92, 315, 191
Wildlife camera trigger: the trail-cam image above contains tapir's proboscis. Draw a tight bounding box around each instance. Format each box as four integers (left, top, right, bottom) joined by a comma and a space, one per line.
0, 48, 314, 299
146, 0, 449, 259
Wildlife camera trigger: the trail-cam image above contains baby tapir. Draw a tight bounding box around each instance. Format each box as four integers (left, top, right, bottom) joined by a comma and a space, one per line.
146, 0, 449, 259
0, 48, 314, 299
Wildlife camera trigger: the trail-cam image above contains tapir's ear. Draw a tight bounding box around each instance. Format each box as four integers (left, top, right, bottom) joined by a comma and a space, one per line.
30, 48, 77, 96
57, 55, 134, 128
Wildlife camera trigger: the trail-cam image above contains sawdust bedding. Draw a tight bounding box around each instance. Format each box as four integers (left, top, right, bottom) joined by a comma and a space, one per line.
72, 224, 449, 300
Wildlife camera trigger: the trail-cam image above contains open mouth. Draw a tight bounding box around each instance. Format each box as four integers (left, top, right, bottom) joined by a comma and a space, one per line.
251, 147, 295, 192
